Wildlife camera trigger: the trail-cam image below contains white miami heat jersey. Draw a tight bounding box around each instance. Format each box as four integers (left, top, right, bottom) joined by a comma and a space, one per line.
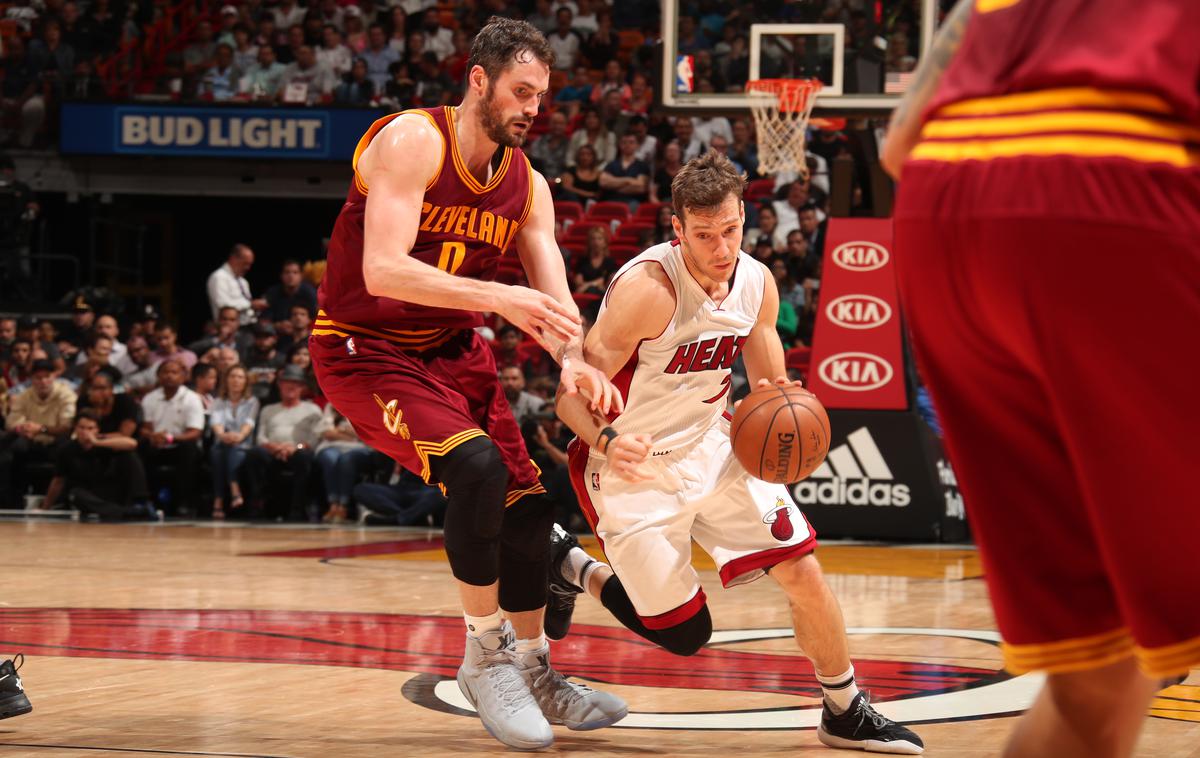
601, 240, 765, 452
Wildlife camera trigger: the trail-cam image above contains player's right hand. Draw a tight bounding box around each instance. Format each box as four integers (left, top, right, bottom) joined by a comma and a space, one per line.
499, 286, 582, 353
605, 433, 654, 484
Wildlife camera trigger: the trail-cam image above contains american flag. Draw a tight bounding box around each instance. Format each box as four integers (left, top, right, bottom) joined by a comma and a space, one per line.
885, 71, 915, 94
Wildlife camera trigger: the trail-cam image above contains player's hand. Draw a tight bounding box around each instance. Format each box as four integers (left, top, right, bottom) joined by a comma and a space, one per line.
499, 286, 582, 353
755, 376, 805, 391
605, 433, 654, 483
561, 357, 624, 415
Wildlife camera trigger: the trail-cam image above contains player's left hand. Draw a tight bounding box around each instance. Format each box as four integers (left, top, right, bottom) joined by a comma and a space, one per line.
561, 357, 625, 415
755, 376, 805, 391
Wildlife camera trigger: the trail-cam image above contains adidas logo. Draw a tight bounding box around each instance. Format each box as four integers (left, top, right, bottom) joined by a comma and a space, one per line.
792, 427, 911, 507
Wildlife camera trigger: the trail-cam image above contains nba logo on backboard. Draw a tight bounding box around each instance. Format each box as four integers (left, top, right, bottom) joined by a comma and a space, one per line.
675, 55, 694, 93
591, 472, 601, 491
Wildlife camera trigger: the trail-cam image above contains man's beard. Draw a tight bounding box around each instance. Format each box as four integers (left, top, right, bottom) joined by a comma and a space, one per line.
480, 85, 527, 148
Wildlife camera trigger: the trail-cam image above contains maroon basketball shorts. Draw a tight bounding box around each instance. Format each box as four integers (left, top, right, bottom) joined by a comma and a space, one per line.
894, 157, 1200, 678
310, 329, 544, 505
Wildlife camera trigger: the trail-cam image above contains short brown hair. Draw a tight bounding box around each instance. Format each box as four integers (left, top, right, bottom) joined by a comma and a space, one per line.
670, 150, 746, 225
468, 18, 554, 83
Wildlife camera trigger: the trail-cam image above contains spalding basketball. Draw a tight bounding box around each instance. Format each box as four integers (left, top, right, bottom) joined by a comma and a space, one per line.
730, 384, 831, 484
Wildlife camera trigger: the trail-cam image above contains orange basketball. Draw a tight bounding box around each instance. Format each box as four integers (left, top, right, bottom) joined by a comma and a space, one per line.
730, 384, 831, 484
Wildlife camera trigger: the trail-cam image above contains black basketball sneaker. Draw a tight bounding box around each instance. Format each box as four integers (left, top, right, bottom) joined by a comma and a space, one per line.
817, 691, 924, 754
0, 654, 32, 721
544, 524, 593, 640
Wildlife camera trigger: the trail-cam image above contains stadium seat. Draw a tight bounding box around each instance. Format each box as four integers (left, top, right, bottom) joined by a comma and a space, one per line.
554, 201, 584, 221
745, 178, 776, 202
614, 221, 653, 240
572, 292, 602, 311
634, 202, 667, 220
609, 243, 642, 266
586, 202, 632, 222
785, 346, 812, 371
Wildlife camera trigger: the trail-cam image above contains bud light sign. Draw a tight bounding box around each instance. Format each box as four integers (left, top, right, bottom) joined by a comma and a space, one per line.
807, 220, 907, 410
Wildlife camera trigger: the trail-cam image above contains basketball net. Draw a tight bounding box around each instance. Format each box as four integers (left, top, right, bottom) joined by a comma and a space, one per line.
745, 79, 822, 175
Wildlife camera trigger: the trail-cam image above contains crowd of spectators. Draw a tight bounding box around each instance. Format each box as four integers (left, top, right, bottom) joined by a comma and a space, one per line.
0, 0, 900, 525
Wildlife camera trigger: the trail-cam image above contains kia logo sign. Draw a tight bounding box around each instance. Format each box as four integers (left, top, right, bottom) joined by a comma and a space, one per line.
832, 241, 890, 272
818, 352, 894, 391
825, 294, 892, 330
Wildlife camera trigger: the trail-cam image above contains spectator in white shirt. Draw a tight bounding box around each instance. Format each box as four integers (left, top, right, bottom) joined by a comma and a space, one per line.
277, 45, 337, 104
692, 115, 733, 147
547, 8, 581, 71
138, 359, 206, 516
206, 243, 264, 326
571, 0, 598, 36
272, 0, 306, 32
316, 25, 353, 78
420, 13, 453, 61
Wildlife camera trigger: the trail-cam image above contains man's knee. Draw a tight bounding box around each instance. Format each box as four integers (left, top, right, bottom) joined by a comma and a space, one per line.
1045, 657, 1146, 716
655, 605, 713, 656
434, 437, 510, 586
769, 552, 825, 597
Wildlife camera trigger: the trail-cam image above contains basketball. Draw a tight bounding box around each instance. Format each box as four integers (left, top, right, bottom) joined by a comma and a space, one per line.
730, 384, 831, 484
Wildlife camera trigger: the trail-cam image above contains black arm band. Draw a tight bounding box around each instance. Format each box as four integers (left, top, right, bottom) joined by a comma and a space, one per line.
596, 426, 618, 453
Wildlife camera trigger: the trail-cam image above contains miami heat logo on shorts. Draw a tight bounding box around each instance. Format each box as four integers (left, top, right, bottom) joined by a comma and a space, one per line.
763, 497, 795, 541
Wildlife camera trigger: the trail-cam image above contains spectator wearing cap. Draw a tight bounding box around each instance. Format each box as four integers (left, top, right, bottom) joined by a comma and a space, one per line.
207, 243, 264, 326
262, 259, 318, 328
129, 305, 161, 342
152, 323, 197, 370
360, 23, 400, 92
16, 315, 65, 374
599, 133, 651, 207
58, 295, 95, 357
216, 4, 240, 46
1, 359, 75, 507
246, 321, 284, 402
242, 364, 321, 520
139, 359, 205, 517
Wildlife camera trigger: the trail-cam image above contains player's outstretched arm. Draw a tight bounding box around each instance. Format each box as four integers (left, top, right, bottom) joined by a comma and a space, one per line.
517, 171, 618, 413
554, 263, 674, 482
741, 262, 800, 392
360, 115, 580, 346
881, 0, 974, 179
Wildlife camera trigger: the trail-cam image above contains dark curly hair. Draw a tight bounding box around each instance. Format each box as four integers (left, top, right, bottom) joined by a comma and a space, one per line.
467, 17, 554, 83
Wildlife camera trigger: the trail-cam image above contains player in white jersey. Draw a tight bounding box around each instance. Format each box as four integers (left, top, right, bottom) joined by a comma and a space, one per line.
547, 152, 924, 754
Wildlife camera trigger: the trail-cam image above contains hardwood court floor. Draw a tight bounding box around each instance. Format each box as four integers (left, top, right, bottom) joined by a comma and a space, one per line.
0, 522, 1196, 758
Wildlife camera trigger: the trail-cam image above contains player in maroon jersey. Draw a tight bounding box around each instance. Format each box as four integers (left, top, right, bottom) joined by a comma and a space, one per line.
310, 18, 626, 750
884, 1, 1199, 756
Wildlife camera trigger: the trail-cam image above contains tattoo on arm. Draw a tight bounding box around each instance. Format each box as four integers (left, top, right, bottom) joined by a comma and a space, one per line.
889, 0, 976, 133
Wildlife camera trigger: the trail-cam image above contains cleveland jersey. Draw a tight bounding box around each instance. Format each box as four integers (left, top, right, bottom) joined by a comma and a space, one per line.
317, 107, 535, 350
602, 241, 765, 452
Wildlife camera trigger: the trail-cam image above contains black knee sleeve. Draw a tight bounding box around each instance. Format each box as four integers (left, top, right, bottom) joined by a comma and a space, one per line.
653, 607, 713, 656
432, 437, 509, 587
498, 494, 555, 613
600, 575, 713, 656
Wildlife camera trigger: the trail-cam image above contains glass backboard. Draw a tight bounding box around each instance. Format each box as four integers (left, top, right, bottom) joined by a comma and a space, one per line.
663, 0, 943, 115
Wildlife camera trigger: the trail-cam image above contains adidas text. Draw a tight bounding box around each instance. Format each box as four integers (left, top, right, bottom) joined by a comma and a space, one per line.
794, 478, 911, 507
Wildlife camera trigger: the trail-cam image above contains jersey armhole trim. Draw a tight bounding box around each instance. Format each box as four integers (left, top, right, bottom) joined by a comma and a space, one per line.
602, 258, 677, 346
353, 109, 444, 195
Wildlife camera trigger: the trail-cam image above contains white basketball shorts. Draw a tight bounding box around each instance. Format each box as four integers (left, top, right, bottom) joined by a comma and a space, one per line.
567, 418, 818, 629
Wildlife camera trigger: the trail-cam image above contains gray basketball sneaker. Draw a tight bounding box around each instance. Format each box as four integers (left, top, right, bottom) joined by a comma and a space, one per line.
457, 623, 554, 750
513, 644, 628, 731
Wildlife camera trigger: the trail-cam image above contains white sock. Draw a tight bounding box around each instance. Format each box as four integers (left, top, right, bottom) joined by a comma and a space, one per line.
563, 547, 598, 589
464, 609, 503, 637
817, 665, 860, 714
515, 633, 546, 654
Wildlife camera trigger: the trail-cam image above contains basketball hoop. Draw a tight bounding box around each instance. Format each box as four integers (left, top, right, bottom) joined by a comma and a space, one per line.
745, 79, 822, 175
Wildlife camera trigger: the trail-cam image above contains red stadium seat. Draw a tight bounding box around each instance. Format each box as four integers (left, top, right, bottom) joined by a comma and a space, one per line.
633, 202, 666, 220
745, 178, 776, 202
785, 345, 812, 371
572, 292, 602, 311
586, 201, 631, 222
609, 243, 642, 266
554, 201, 584, 221
614, 222, 653, 241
